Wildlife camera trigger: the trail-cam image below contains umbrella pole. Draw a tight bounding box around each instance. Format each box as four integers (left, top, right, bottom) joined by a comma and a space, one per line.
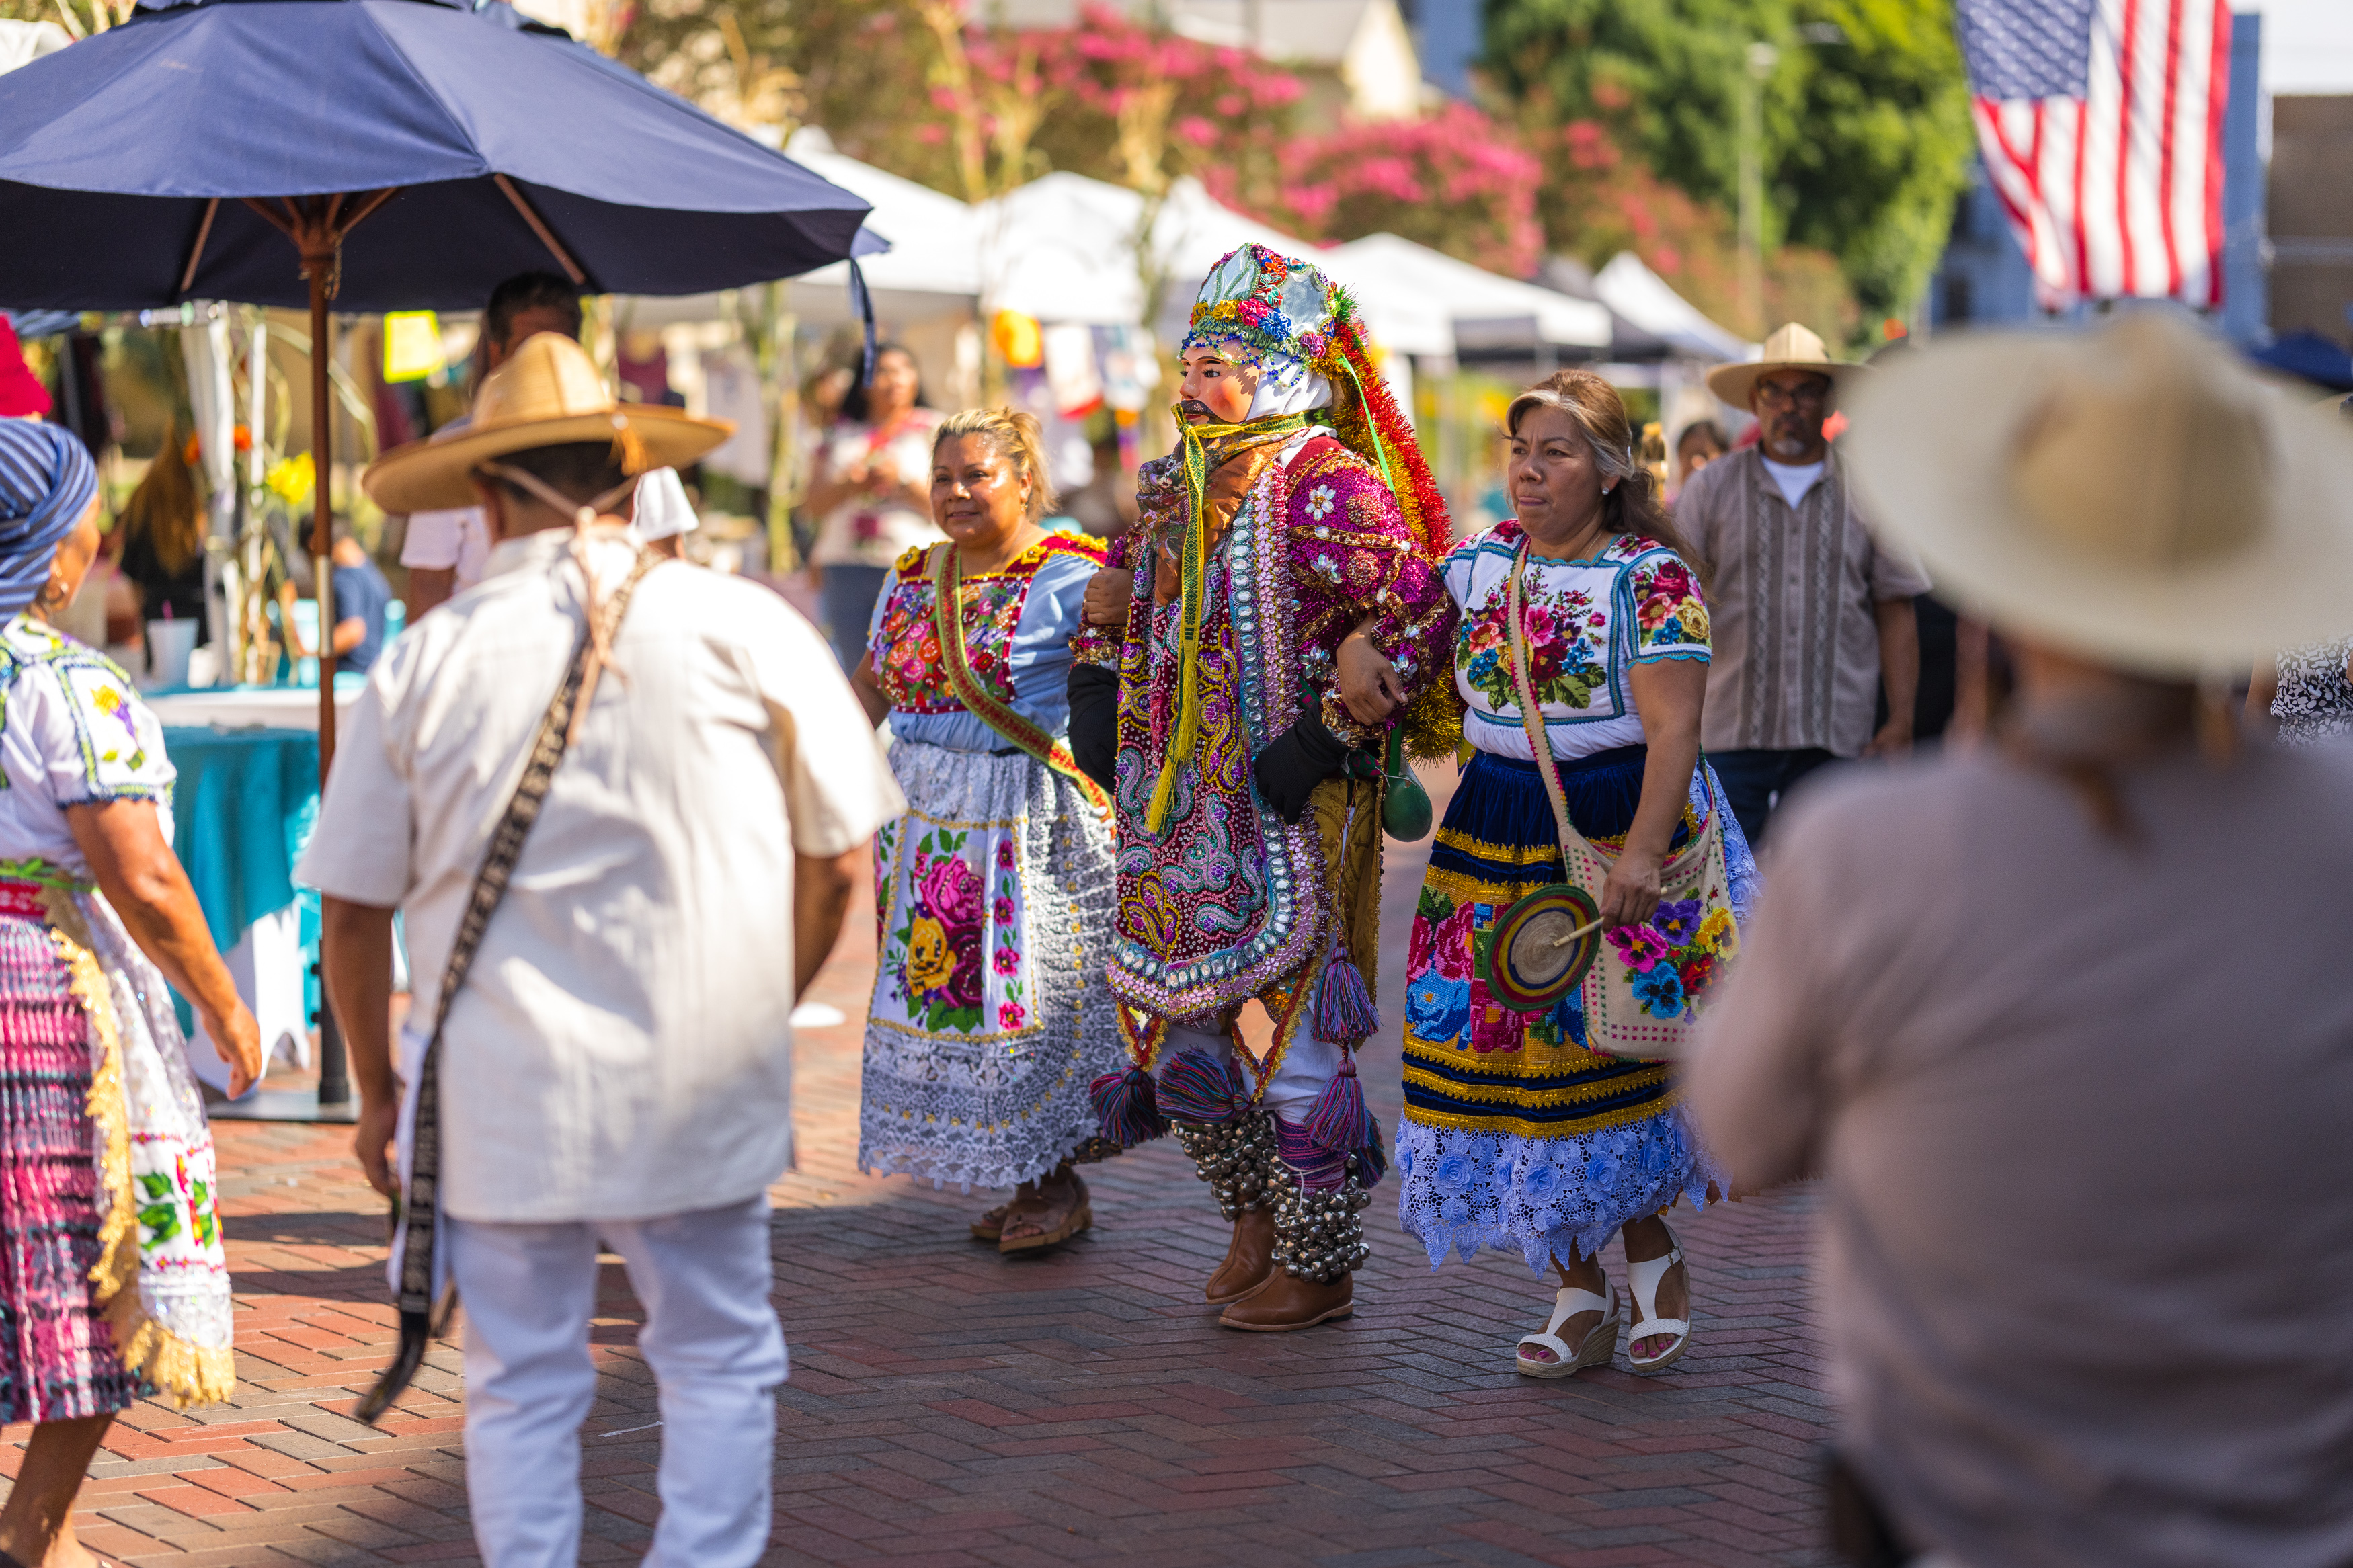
306, 253, 351, 1116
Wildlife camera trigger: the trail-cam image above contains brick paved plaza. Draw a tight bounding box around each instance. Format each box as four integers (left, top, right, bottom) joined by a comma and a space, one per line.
7, 782, 1838, 1567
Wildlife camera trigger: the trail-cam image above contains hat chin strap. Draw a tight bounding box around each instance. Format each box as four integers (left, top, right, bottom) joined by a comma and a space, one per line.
477, 461, 637, 530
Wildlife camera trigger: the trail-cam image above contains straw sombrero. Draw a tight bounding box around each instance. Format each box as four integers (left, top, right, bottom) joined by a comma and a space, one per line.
1706, 322, 1867, 407
1844, 311, 2353, 676
364, 333, 732, 513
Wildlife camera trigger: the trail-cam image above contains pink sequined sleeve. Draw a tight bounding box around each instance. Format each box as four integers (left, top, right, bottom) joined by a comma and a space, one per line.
1283, 439, 1455, 748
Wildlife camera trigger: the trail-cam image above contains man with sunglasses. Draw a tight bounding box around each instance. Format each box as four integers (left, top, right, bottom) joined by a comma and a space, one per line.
1677, 323, 1930, 846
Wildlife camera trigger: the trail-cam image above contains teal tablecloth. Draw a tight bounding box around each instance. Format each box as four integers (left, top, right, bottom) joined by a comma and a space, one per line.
162, 726, 320, 957
162, 724, 327, 1042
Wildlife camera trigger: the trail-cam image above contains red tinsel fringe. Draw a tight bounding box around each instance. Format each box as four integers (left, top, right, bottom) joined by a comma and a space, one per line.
1324, 323, 1452, 565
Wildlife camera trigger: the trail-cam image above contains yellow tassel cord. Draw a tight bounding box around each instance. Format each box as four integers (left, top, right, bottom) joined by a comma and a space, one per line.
44, 899, 235, 1409
1146, 412, 1310, 832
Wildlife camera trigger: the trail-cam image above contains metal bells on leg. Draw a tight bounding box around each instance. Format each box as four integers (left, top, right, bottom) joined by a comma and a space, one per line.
1217, 1161, 1368, 1331
1270, 1171, 1373, 1286
1170, 1110, 1275, 1223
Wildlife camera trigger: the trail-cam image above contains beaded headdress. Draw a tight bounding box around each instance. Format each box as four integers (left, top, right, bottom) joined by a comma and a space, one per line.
1181, 244, 1450, 563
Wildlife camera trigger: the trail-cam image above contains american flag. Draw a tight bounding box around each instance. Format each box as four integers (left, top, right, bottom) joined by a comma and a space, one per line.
1958, 0, 2231, 308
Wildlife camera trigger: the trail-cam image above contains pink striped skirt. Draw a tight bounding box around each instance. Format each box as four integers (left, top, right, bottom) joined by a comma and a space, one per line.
0, 882, 138, 1422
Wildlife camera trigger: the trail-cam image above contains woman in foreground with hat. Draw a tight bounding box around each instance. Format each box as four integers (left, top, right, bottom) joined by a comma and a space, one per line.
1690, 312, 2353, 1567
0, 420, 260, 1568
846, 407, 1122, 1253
1394, 369, 1758, 1378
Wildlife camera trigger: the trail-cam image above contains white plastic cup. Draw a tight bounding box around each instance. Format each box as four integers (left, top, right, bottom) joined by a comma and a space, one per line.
146, 619, 198, 688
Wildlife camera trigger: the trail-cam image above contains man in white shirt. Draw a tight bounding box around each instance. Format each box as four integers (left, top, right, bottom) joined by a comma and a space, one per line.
303, 335, 902, 1568
403, 272, 698, 614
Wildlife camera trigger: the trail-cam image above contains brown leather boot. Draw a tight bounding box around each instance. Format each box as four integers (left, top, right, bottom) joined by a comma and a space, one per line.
1218, 1268, 1353, 1331
1205, 1206, 1276, 1305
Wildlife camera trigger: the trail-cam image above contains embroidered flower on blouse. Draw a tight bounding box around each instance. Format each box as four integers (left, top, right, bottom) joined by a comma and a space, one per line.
991, 946, 1022, 977
1305, 483, 1338, 520
998, 999, 1027, 1030
992, 895, 1016, 927
995, 840, 1016, 870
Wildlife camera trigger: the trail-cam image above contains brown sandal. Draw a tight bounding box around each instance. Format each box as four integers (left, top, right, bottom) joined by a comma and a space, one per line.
998, 1172, 1092, 1254
970, 1202, 1012, 1242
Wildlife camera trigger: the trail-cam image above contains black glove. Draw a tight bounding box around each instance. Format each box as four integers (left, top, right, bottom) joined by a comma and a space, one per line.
1067, 663, 1119, 796
1251, 713, 1351, 825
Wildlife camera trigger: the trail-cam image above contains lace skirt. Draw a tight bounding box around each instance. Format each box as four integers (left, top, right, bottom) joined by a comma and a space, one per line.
857, 740, 1122, 1191
1396, 747, 1759, 1274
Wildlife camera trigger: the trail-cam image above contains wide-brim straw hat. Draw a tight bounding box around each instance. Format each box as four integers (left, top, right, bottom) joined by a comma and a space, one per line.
1706, 321, 1867, 407
364, 333, 733, 513
1844, 311, 2353, 676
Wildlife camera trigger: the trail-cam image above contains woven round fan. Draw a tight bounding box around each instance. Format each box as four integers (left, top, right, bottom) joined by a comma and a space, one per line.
1488, 883, 1603, 1012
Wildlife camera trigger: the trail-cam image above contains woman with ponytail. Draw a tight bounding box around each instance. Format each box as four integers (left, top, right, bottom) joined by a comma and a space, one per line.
847, 409, 1123, 1254
1389, 370, 1759, 1377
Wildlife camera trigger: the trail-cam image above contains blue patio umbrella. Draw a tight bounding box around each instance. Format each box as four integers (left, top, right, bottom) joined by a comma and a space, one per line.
0, 0, 877, 764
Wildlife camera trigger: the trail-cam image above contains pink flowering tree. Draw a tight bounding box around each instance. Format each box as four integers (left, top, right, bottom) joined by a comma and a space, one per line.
1218, 104, 1546, 279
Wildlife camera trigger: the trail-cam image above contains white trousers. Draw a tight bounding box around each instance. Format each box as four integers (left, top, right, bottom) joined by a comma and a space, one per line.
447, 1194, 788, 1568
1158, 1022, 1340, 1123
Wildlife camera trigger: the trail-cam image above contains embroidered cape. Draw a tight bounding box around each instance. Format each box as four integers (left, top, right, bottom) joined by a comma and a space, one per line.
1099, 429, 1453, 1020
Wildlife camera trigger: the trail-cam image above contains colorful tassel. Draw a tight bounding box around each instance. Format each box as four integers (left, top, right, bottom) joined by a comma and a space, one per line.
1302, 1049, 1378, 1157
1312, 946, 1379, 1045
1154, 1047, 1244, 1124
1088, 1065, 1166, 1147
1351, 1124, 1388, 1188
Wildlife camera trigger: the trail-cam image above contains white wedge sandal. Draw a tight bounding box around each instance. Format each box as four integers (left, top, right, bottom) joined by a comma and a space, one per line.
1513, 1282, 1621, 1378
1624, 1220, 1691, 1373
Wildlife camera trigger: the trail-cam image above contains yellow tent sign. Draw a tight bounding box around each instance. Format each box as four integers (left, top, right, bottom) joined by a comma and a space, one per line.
382, 311, 443, 384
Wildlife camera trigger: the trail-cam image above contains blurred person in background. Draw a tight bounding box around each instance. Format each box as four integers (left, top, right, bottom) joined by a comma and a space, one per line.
326, 519, 391, 676
1677, 325, 1928, 846
804, 344, 941, 668
785, 342, 859, 568
0, 419, 259, 1568
1691, 313, 2353, 1568
2243, 396, 2353, 745
1670, 419, 1727, 500
113, 418, 208, 646
401, 274, 698, 616
847, 408, 1121, 1255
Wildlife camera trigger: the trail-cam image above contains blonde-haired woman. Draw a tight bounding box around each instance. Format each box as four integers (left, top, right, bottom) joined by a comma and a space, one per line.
1394, 370, 1759, 1376
850, 410, 1123, 1253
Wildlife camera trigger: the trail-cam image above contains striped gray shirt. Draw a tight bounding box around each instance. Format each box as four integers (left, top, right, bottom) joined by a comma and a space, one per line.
1675, 447, 1930, 757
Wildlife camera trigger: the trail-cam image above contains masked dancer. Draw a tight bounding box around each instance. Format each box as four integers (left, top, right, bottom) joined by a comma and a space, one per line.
1070, 245, 1456, 1332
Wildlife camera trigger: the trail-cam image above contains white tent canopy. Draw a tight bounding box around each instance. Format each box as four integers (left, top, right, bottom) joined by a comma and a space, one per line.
1331, 233, 1613, 354
616, 130, 983, 328
1593, 251, 1752, 363
975, 173, 1453, 357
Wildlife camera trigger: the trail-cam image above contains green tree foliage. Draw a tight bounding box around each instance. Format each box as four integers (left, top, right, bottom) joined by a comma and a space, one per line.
1482, 0, 1974, 317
